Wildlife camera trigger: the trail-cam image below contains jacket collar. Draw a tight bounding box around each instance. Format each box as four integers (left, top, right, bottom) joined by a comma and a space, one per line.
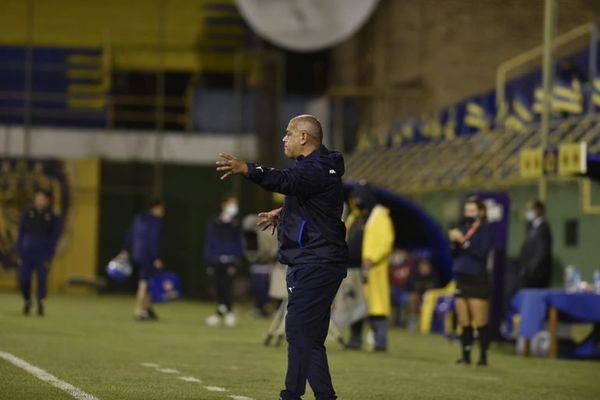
297, 145, 326, 163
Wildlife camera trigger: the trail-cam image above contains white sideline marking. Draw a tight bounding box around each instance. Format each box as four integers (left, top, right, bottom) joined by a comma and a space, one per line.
0, 351, 100, 400
137, 362, 254, 400
178, 376, 202, 383
157, 368, 180, 374
205, 386, 227, 392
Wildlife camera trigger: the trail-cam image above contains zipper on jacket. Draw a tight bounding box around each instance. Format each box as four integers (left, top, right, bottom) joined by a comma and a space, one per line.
297, 220, 307, 248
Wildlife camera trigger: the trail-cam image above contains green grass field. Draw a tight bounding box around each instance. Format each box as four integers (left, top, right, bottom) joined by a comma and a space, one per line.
0, 292, 598, 400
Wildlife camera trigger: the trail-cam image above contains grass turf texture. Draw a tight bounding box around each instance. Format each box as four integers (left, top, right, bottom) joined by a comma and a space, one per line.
0, 292, 598, 400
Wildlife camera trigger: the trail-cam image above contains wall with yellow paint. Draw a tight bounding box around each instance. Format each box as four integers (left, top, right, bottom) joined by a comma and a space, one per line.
0, 159, 100, 295
0, 0, 242, 71
51, 159, 100, 294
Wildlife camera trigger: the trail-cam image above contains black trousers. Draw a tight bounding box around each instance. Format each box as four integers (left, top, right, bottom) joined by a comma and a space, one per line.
19, 258, 48, 303
280, 264, 346, 400
214, 263, 235, 313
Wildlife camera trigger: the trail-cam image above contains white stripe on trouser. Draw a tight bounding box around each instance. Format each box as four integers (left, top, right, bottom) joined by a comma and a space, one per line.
0, 351, 100, 400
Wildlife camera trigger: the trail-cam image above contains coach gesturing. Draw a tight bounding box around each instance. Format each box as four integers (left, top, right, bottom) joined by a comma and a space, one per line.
216, 114, 348, 400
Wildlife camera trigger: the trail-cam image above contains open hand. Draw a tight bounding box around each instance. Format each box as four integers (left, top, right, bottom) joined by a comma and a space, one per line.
216, 153, 249, 180
257, 208, 282, 235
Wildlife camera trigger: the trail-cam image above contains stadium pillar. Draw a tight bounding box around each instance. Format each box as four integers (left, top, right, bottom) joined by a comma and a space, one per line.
587, 25, 598, 114
153, 0, 167, 197
539, 0, 557, 201
255, 50, 285, 209
23, 0, 34, 158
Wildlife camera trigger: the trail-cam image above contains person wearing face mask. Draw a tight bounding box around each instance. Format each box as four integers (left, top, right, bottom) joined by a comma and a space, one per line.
204, 194, 243, 327
346, 184, 395, 352
120, 199, 165, 321
448, 197, 493, 366
517, 200, 553, 288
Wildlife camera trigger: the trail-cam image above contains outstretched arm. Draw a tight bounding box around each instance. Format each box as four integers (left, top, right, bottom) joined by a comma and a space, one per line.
216, 153, 321, 196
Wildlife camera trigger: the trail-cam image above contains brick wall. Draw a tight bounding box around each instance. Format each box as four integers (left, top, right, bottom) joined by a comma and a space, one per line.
330, 0, 600, 130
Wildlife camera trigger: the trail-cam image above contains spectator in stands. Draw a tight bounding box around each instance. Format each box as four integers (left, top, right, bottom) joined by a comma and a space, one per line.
518, 199, 553, 288
204, 194, 243, 327
120, 199, 165, 321
389, 249, 416, 327
17, 189, 61, 316
347, 184, 395, 352
407, 258, 440, 330
449, 197, 493, 366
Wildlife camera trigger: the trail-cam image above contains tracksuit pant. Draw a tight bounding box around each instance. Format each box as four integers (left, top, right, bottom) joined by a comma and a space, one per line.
280, 264, 346, 400
214, 263, 235, 314
19, 258, 48, 304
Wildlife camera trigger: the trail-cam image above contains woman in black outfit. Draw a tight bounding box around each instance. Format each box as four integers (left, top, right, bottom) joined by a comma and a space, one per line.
449, 197, 493, 366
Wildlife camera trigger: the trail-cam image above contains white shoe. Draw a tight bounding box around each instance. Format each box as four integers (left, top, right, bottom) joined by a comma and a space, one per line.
224, 312, 237, 327
205, 314, 222, 327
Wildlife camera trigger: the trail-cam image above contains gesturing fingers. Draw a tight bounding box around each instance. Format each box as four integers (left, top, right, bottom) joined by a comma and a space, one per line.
219, 153, 235, 160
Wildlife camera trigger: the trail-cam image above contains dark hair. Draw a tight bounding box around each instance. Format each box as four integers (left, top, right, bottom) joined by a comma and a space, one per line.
465, 196, 487, 222
530, 199, 545, 215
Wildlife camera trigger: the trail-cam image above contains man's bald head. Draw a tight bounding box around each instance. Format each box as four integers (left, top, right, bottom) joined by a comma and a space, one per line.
290, 114, 323, 143
283, 114, 324, 159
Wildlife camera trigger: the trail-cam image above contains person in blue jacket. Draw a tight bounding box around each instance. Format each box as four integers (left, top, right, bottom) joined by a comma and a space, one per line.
17, 189, 61, 316
216, 114, 348, 400
449, 196, 494, 366
120, 199, 165, 321
204, 194, 243, 328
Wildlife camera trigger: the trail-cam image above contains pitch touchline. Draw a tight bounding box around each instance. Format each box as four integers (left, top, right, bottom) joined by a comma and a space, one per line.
0, 351, 100, 400
140, 362, 254, 400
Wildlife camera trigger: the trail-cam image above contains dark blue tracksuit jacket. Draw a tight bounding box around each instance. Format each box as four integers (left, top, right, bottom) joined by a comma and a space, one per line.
245, 145, 348, 267
204, 216, 243, 267
123, 212, 163, 268
17, 207, 61, 264
453, 222, 493, 277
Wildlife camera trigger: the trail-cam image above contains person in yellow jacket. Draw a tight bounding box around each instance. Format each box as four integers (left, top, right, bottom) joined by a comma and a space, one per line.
347, 185, 395, 351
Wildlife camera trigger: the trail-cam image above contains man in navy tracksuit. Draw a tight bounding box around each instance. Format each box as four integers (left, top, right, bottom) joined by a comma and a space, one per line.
120, 199, 165, 320
204, 195, 244, 327
17, 189, 61, 316
216, 114, 348, 400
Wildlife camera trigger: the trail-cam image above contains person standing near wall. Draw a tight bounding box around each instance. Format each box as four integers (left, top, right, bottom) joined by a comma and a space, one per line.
449, 197, 493, 366
518, 199, 553, 288
204, 195, 243, 327
16, 189, 61, 316
120, 199, 165, 321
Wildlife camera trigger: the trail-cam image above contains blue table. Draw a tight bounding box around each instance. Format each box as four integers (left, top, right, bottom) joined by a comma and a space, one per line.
511, 289, 600, 358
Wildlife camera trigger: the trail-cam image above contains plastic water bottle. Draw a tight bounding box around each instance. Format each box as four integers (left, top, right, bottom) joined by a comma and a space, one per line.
565, 265, 576, 292
565, 265, 582, 292
593, 269, 600, 294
